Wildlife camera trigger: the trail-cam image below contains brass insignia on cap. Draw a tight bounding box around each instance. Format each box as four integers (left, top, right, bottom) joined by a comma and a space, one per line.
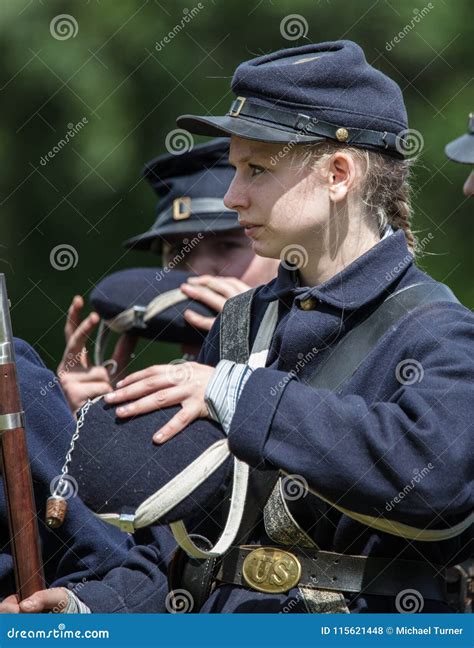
173, 196, 191, 221
229, 96, 246, 117
335, 127, 349, 142
242, 547, 301, 594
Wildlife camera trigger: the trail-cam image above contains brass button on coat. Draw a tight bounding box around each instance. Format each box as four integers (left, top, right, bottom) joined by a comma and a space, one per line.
299, 296, 318, 310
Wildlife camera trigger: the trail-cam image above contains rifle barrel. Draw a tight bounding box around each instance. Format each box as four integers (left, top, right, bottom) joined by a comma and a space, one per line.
0, 274, 45, 599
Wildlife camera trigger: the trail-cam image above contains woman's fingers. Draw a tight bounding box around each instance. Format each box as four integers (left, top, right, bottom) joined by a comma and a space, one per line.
114, 385, 188, 419
58, 311, 100, 373
0, 594, 20, 613
114, 365, 161, 388
183, 308, 216, 332
181, 283, 227, 312
153, 403, 200, 443
19, 588, 69, 614
111, 334, 138, 382
203, 276, 250, 297
64, 382, 113, 413
64, 295, 84, 343
188, 275, 250, 297
105, 374, 170, 405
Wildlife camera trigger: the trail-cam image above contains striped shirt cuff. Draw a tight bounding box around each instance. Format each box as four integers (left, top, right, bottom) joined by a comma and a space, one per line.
205, 360, 253, 435
62, 590, 91, 614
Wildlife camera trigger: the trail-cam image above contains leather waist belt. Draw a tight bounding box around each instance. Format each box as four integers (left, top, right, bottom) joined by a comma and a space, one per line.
217, 545, 447, 602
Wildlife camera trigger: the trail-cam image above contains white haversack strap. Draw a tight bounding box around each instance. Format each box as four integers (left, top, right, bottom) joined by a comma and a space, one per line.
300, 475, 474, 542
169, 299, 280, 559
97, 439, 232, 532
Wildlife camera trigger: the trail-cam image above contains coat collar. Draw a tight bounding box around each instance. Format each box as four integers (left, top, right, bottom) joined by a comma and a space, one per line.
259, 230, 414, 310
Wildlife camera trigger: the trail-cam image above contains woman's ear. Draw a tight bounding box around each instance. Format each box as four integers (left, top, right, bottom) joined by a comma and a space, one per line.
327, 152, 357, 204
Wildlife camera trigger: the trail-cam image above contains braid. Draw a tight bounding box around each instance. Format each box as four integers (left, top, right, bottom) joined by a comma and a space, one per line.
385, 182, 416, 253
296, 142, 417, 255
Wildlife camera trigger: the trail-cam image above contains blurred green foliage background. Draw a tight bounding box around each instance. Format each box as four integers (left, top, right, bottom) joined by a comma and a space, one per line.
0, 0, 472, 372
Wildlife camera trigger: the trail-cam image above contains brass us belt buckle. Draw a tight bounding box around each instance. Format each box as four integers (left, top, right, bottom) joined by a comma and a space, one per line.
173, 196, 191, 221
242, 547, 301, 594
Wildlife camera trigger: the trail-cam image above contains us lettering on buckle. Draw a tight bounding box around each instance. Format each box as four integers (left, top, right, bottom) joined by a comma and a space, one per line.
242, 547, 301, 594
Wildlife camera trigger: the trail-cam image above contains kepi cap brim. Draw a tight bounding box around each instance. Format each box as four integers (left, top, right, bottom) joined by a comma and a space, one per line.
445, 133, 474, 165
177, 114, 326, 144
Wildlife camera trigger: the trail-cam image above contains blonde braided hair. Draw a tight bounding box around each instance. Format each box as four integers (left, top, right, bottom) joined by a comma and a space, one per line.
295, 142, 417, 254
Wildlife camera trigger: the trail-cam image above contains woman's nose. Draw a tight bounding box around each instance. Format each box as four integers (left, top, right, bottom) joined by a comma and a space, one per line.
224, 174, 250, 212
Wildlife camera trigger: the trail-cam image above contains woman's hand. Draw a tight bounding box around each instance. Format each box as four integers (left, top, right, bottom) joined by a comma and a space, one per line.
58, 295, 137, 413
181, 275, 250, 331
104, 362, 215, 443
0, 588, 69, 613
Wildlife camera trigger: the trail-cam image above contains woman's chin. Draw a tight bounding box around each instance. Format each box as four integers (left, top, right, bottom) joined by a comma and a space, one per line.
251, 237, 278, 259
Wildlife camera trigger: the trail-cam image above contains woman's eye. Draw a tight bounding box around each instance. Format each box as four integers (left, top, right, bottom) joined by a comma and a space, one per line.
249, 164, 265, 177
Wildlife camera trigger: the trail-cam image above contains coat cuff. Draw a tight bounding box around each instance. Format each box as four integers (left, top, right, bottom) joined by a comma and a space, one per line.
227, 368, 293, 466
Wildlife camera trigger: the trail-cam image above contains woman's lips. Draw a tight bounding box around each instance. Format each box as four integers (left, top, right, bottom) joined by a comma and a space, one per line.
244, 225, 262, 237
240, 221, 263, 238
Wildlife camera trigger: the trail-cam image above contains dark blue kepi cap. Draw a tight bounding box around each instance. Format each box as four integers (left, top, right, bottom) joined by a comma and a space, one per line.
445, 113, 474, 164
67, 398, 231, 531
90, 268, 216, 355
177, 41, 409, 157
124, 138, 238, 251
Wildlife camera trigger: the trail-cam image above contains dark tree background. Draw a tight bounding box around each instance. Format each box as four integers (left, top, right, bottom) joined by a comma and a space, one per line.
1, 0, 472, 372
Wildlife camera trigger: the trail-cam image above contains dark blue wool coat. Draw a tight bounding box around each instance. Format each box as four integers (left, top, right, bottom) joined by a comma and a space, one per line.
0, 340, 133, 600
79, 231, 474, 613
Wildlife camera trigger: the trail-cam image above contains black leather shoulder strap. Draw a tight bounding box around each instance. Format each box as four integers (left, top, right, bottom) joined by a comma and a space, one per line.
230, 282, 458, 545
219, 288, 256, 364
307, 282, 458, 392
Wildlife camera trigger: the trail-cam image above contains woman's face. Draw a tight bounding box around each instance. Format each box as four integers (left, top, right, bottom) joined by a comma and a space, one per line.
162, 228, 255, 276
463, 170, 474, 197
224, 136, 330, 260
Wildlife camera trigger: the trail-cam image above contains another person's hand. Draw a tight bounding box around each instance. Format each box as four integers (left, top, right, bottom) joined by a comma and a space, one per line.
104, 362, 215, 444
58, 295, 137, 413
181, 275, 250, 332
0, 588, 69, 613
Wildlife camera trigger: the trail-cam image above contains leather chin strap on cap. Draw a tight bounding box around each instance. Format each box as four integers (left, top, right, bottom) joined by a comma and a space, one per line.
93, 288, 189, 367
228, 97, 404, 156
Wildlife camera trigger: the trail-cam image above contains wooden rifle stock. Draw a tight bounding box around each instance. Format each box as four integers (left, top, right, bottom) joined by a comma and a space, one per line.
0, 274, 45, 599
